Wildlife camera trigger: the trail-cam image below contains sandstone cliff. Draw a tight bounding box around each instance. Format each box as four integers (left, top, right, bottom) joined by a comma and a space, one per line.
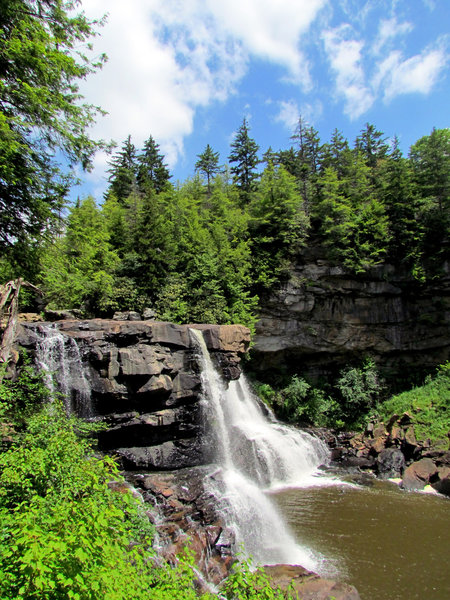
16, 319, 251, 470
253, 250, 450, 379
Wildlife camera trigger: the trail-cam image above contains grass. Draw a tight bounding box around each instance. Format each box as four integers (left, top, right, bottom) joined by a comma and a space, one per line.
377, 362, 450, 444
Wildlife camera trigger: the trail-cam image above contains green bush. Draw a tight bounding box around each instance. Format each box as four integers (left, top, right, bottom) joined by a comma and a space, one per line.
377, 362, 450, 443
336, 358, 383, 425
221, 557, 287, 600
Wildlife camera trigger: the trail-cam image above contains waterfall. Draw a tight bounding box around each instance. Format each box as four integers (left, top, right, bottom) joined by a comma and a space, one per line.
34, 324, 92, 417
190, 328, 330, 570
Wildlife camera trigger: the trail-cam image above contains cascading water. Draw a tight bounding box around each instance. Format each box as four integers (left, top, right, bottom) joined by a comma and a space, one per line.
190, 328, 330, 571
34, 323, 92, 417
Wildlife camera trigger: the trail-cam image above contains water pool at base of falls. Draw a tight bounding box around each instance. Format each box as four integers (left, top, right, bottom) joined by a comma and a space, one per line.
272, 478, 450, 600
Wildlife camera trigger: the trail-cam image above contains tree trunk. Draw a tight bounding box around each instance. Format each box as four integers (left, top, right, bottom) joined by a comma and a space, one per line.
0, 279, 42, 384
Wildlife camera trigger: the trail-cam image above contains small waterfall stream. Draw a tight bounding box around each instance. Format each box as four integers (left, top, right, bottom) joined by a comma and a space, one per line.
190, 328, 330, 570
34, 324, 92, 417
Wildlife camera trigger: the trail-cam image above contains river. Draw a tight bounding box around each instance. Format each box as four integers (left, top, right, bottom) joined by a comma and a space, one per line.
272, 477, 450, 600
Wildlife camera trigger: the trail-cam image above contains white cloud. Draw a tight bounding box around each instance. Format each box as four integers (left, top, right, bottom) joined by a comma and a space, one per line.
274, 100, 300, 131
78, 0, 326, 188
322, 25, 375, 119
372, 17, 413, 54
375, 42, 448, 100
206, 0, 326, 88
274, 99, 323, 131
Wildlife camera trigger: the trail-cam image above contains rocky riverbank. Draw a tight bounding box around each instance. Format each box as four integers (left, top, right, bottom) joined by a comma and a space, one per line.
325, 414, 450, 496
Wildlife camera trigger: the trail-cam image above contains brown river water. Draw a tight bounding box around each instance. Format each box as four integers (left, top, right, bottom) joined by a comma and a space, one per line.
271, 477, 450, 600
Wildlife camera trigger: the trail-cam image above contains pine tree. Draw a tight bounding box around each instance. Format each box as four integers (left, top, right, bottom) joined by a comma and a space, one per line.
355, 123, 389, 169
106, 136, 138, 203
137, 136, 171, 195
409, 128, 450, 269
228, 118, 260, 203
320, 129, 351, 178
277, 117, 321, 214
380, 138, 423, 269
409, 128, 450, 213
195, 144, 220, 195
40, 197, 119, 312
249, 164, 309, 291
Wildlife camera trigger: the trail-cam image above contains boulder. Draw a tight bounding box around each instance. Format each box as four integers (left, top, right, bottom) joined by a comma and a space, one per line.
142, 307, 157, 320
401, 458, 438, 491
261, 564, 360, 600
432, 474, 450, 497
117, 439, 203, 470
112, 310, 142, 321
376, 447, 406, 478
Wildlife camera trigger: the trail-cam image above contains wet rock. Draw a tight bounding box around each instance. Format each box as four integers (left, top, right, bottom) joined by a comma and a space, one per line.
377, 447, 406, 478
261, 564, 361, 600
341, 456, 375, 469
16, 319, 250, 470
432, 473, 450, 497
401, 458, 438, 491
117, 439, 203, 470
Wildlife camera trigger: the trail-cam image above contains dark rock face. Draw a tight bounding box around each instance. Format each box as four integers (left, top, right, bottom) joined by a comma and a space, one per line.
16, 319, 250, 470
253, 254, 450, 378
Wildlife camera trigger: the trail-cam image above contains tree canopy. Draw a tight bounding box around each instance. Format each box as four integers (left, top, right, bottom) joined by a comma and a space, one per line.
0, 0, 107, 251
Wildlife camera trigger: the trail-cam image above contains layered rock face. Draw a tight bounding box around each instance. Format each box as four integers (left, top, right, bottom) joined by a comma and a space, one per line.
253, 251, 450, 378
17, 319, 250, 470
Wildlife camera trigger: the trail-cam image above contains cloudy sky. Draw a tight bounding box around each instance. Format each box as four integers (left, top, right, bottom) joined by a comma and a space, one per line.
76, 0, 449, 199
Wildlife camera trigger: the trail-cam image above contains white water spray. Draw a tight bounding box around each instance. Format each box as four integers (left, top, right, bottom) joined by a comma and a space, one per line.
190, 328, 330, 569
34, 324, 92, 417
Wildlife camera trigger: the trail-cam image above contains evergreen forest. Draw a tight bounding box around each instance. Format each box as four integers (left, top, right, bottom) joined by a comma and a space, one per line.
2, 118, 450, 332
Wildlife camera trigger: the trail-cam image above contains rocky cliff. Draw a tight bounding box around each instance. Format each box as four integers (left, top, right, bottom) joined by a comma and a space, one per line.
253, 250, 450, 379
16, 319, 250, 470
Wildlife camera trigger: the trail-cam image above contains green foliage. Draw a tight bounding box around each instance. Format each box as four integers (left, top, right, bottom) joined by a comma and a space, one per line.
0, 0, 107, 254
229, 118, 260, 203
0, 355, 49, 438
254, 359, 383, 429
254, 377, 340, 429
221, 557, 287, 600
39, 197, 119, 314
336, 359, 383, 425
106, 135, 138, 203
138, 135, 171, 195
377, 362, 450, 443
196, 144, 221, 195
315, 153, 391, 273
0, 391, 224, 600
409, 128, 450, 272
250, 164, 309, 293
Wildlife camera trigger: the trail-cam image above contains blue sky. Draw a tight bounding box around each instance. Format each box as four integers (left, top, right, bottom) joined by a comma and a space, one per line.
76, 0, 449, 200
